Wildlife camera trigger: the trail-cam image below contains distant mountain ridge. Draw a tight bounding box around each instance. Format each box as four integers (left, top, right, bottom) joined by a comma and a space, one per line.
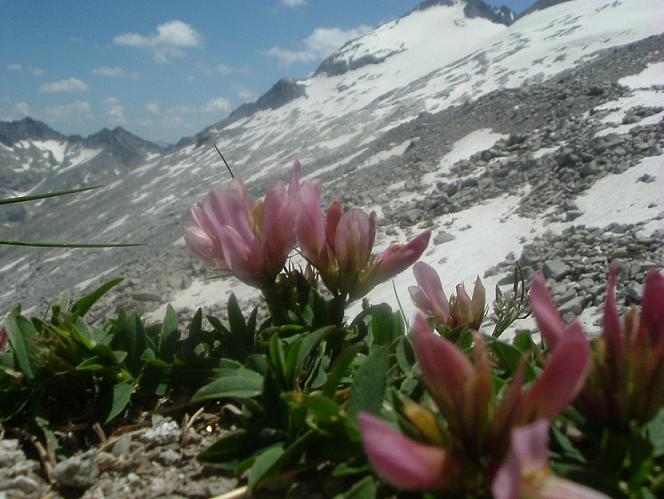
0, 117, 163, 201
0, 117, 161, 152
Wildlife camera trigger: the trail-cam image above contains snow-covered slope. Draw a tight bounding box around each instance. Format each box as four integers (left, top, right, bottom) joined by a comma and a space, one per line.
1, 0, 662, 329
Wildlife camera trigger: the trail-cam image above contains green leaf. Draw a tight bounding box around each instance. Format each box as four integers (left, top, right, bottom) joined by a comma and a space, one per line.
334, 475, 377, 499
4, 308, 37, 380
197, 428, 280, 465
285, 326, 334, 387
268, 333, 287, 387
489, 338, 525, 375
103, 382, 133, 423
192, 368, 264, 401
158, 305, 179, 360
71, 278, 123, 317
248, 445, 285, 490
0, 185, 101, 205
347, 345, 389, 422
646, 408, 664, 457
366, 304, 400, 347
0, 240, 143, 248
249, 429, 317, 491
323, 343, 363, 398
228, 293, 255, 353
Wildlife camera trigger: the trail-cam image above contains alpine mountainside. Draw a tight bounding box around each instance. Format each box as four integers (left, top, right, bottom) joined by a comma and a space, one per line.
0, 0, 662, 332
0, 117, 161, 209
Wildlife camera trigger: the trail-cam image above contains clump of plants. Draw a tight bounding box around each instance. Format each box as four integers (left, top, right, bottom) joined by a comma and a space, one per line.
1, 161, 662, 498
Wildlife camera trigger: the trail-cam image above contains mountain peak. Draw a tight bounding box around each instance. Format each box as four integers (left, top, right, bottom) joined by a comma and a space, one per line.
84, 126, 162, 154
228, 78, 307, 121
415, 0, 515, 26
0, 116, 65, 146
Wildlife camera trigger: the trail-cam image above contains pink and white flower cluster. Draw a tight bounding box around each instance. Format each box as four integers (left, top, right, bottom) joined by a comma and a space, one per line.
184, 161, 430, 297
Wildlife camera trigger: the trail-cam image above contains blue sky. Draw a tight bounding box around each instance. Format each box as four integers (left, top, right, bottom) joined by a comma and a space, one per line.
0, 0, 535, 144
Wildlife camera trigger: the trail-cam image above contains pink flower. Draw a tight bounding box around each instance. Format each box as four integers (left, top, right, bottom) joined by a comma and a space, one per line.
411, 313, 589, 451
0, 327, 7, 351
492, 420, 609, 499
530, 273, 587, 349
358, 314, 590, 493
409, 262, 486, 330
409, 262, 451, 326
358, 412, 458, 491
185, 161, 303, 288
530, 266, 664, 426
296, 184, 430, 299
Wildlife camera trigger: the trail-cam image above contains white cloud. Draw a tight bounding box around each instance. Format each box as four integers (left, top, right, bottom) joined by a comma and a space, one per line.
166, 96, 232, 116
7, 64, 22, 72
39, 78, 88, 93
91, 66, 139, 79
12, 102, 30, 117
146, 101, 160, 115
30, 67, 46, 77
265, 25, 371, 66
195, 62, 234, 75
281, 0, 307, 6
161, 115, 186, 128
113, 20, 203, 63
0, 100, 31, 120
41, 101, 94, 123
104, 97, 126, 123
202, 97, 232, 114
236, 85, 257, 101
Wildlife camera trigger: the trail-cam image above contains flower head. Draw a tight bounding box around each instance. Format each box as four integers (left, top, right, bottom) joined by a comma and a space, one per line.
492, 420, 609, 499
358, 314, 589, 493
358, 412, 458, 491
533, 264, 664, 427
185, 161, 303, 288
409, 263, 486, 330
296, 184, 430, 300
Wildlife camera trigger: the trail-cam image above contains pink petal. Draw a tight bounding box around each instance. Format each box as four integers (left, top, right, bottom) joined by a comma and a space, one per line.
491, 440, 522, 499
184, 225, 220, 265
640, 268, 664, 345
413, 262, 450, 325
535, 475, 611, 499
530, 274, 567, 350
603, 262, 624, 363
0, 327, 7, 351
356, 231, 431, 299
525, 326, 590, 420
295, 181, 326, 264
288, 160, 302, 194
335, 208, 372, 274
511, 419, 550, 470
409, 285, 434, 316
471, 277, 486, 325
218, 226, 264, 286
411, 313, 474, 409
325, 201, 343, 252
263, 181, 296, 271
452, 283, 472, 327
358, 412, 454, 491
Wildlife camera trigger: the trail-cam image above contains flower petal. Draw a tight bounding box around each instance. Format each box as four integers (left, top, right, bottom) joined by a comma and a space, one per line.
530, 274, 567, 350
411, 313, 474, 409
295, 181, 326, 264
603, 262, 624, 363
524, 325, 590, 420
640, 267, 664, 345
413, 262, 450, 325
358, 412, 455, 491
